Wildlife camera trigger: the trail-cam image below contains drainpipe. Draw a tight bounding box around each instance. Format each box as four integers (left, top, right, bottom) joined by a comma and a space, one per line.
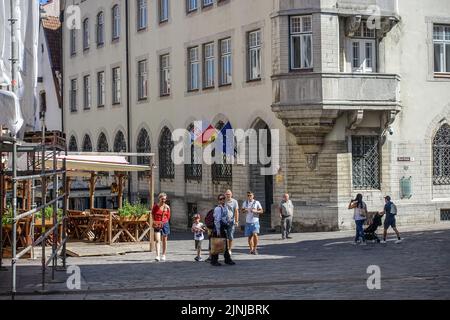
125, 0, 132, 202
60, 3, 64, 134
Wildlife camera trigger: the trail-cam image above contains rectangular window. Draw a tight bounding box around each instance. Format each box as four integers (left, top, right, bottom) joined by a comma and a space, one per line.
70, 29, 77, 55
434, 25, 450, 73
290, 16, 313, 70
203, 0, 213, 7
220, 38, 232, 85
83, 75, 91, 109
138, 60, 148, 100
349, 20, 376, 73
112, 67, 121, 104
248, 30, 262, 80
97, 12, 104, 46
159, 0, 169, 22
187, 0, 198, 12
188, 47, 200, 91
97, 71, 105, 107
70, 79, 77, 112
352, 136, 380, 189
83, 19, 90, 50
203, 42, 215, 88
112, 5, 120, 40
160, 54, 171, 96
137, 0, 148, 30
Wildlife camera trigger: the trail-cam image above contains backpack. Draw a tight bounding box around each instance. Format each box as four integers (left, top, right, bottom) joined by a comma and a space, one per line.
205, 208, 215, 229
390, 202, 397, 215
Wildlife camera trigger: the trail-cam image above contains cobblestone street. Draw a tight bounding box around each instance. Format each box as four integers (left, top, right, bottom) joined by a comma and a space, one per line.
1, 223, 450, 300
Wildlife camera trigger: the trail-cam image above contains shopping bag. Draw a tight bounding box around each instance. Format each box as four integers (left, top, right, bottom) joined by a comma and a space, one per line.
210, 237, 226, 255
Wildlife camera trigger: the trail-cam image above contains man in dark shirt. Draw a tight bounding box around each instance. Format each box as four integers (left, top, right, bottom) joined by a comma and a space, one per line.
381, 196, 402, 244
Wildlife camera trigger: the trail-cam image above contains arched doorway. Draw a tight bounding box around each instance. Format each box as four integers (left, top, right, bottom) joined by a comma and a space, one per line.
249, 119, 274, 232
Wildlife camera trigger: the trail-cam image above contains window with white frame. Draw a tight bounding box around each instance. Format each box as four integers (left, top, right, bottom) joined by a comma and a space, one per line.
112, 67, 121, 104
70, 29, 77, 55
70, 79, 77, 112
349, 21, 376, 73
203, 0, 213, 7
188, 47, 200, 91
220, 38, 232, 85
83, 18, 90, 50
187, 0, 198, 12
203, 42, 215, 88
159, 0, 169, 22
434, 25, 450, 74
112, 5, 120, 40
97, 12, 105, 46
97, 71, 105, 107
160, 54, 171, 96
137, 0, 148, 30
248, 30, 262, 80
83, 75, 91, 109
138, 60, 148, 100
290, 16, 313, 70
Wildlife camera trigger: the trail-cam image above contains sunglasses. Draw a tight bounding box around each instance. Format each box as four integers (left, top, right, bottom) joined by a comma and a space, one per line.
219, 198, 226, 201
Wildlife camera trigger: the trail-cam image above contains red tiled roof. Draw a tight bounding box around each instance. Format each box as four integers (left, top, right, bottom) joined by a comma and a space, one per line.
42, 16, 61, 73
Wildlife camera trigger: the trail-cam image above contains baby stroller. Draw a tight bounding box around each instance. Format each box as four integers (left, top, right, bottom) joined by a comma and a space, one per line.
364, 213, 382, 243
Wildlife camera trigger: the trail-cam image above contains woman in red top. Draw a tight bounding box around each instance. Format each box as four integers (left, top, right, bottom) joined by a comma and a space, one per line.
152, 193, 171, 262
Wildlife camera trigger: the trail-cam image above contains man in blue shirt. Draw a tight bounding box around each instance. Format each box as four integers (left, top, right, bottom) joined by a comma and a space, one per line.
381, 196, 402, 244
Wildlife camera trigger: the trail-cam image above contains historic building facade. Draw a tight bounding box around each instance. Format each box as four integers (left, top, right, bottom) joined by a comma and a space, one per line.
63, 0, 450, 231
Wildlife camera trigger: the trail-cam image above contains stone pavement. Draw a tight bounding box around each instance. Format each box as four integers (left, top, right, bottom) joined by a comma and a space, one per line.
1, 223, 450, 300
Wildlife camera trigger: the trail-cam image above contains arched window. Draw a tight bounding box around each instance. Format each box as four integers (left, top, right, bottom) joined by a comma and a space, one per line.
97, 12, 104, 46
185, 123, 202, 181
83, 18, 90, 50
212, 121, 232, 183
137, 128, 151, 179
97, 132, 109, 152
82, 135, 93, 152
433, 124, 450, 185
159, 127, 174, 180
69, 136, 78, 152
113, 131, 127, 152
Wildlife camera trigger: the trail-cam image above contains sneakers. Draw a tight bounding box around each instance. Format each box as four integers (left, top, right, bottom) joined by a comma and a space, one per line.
380, 240, 387, 244
195, 256, 203, 262
225, 260, 236, 266
161, 255, 166, 262
395, 239, 403, 244
155, 256, 161, 262
211, 262, 222, 267
360, 242, 367, 246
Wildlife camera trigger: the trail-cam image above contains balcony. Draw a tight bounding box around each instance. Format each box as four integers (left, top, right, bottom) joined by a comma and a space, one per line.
271, 72, 401, 147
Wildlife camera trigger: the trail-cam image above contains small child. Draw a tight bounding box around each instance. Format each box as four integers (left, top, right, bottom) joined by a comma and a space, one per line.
191, 214, 207, 262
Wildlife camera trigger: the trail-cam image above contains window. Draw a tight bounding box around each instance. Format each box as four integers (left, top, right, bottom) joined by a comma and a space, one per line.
352, 136, 380, 189
159, 127, 175, 180
160, 54, 171, 96
434, 25, 450, 73
114, 131, 127, 152
290, 16, 313, 70
188, 47, 200, 91
82, 135, 93, 152
220, 38, 232, 85
97, 71, 105, 107
212, 121, 232, 183
112, 67, 121, 104
83, 75, 91, 109
185, 124, 202, 181
137, 128, 151, 179
112, 5, 120, 40
83, 18, 90, 50
97, 12, 105, 46
70, 29, 77, 55
433, 124, 450, 185
137, 0, 148, 30
159, 0, 169, 23
69, 136, 78, 152
349, 21, 376, 73
248, 30, 262, 80
138, 60, 148, 100
97, 133, 109, 152
70, 79, 77, 112
203, 0, 213, 7
187, 0, 198, 12
203, 42, 215, 88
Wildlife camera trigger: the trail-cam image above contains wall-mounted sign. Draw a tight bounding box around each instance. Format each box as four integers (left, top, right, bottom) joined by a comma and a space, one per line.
398, 157, 414, 162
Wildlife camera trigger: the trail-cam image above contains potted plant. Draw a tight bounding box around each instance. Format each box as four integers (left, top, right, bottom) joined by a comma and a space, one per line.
118, 201, 150, 222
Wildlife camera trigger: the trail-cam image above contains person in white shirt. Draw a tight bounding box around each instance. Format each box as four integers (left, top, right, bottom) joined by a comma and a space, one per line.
211, 194, 236, 266
224, 190, 239, 253
191, 214, 206, 262
241, 191, 263, 255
